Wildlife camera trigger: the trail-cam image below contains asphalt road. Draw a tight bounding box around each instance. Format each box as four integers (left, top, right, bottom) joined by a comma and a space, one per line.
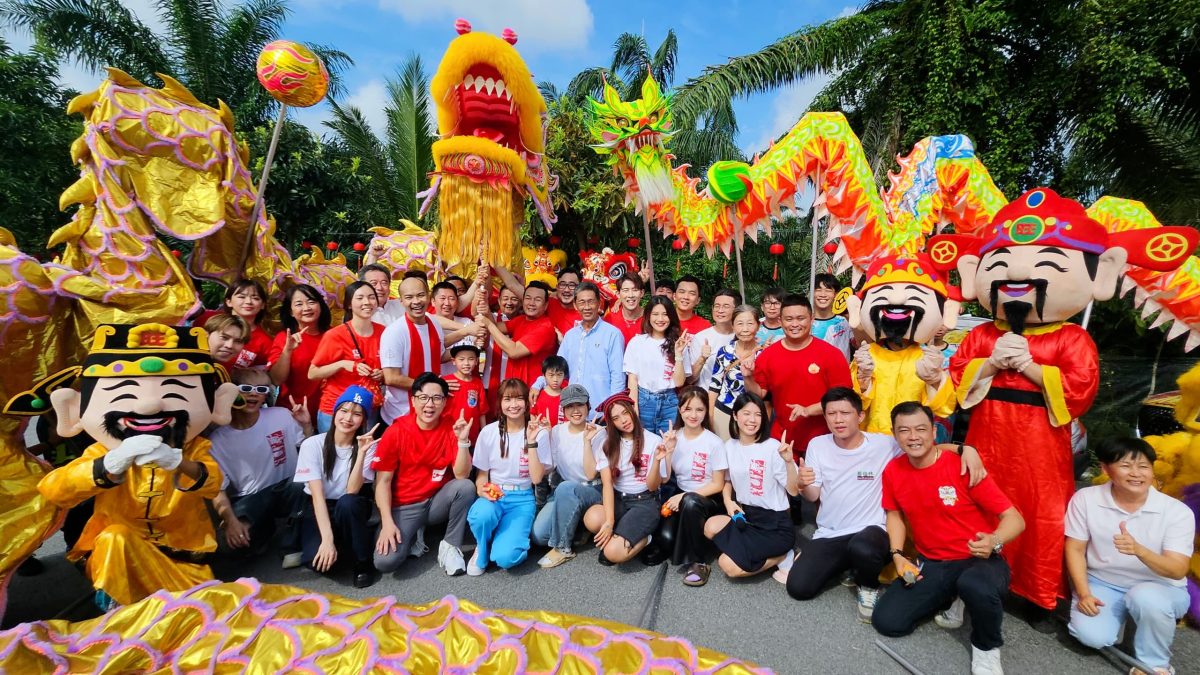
6, 521, 1198, 674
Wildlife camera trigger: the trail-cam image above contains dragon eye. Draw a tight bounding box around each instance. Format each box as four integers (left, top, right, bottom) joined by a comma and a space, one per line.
616, 117, 629, 127
609, 263, 627, 279
649, 112, 659, 124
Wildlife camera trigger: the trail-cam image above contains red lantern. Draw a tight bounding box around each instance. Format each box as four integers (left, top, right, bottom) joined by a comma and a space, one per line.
326, 241, 338, 251
170, 249, 181, 258
301, 240, 314, 249
353, 242, 366, 252
823, 241, 838, 255
627, 237, 640, 249
671, 238, 685, 251
769, 242, 785, 280
548, 235, 562, 246
587, 234, 600, 245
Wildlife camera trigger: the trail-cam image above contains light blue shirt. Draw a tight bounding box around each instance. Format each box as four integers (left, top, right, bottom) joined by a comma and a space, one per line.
558, 319, 626, 406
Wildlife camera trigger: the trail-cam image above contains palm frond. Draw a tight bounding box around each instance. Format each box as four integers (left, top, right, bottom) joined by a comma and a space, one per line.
385, 54, 435, 221
650, 29, 677, 88
610, 32, 649, 93
565, 66, 618, 105
157, 0, 222, 102
670, 128, 746, 172
308, 43, 353, 100
538, 80, 562, 106
325, 100, 403, 222
218, 0, 289, 101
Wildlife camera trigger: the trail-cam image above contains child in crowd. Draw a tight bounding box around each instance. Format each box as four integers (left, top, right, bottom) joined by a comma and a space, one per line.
757, 287, 786, 344
444, 344, 486, 444
532, 355, 568, 426
533, 384, 601, 568
293, 386, 379, 589
811, 273, 851, 361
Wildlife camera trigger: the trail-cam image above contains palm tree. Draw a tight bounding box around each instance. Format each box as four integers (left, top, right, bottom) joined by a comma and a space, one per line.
324, 53, 435, 226
0, 0, 352, 127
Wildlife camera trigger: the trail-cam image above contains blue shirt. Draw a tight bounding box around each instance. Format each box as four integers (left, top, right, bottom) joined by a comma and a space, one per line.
558, 320, 626, 406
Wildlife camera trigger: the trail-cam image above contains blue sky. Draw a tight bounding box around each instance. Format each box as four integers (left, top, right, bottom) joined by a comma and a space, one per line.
6, 0, 857, 155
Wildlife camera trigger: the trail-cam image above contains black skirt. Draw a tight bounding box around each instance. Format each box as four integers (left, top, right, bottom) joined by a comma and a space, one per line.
712, 504, 795, 573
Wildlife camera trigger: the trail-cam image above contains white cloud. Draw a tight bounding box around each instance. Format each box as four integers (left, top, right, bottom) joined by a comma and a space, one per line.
836, 5, 858, 18
743, 73, 833, 157
343, 78, 390, 135
378, 0, 593, 53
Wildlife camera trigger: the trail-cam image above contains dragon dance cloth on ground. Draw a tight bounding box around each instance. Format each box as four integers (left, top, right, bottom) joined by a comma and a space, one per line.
0, 579, 769, 674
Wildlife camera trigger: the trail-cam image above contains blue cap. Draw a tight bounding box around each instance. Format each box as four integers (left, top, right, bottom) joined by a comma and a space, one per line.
334, 385, 374, 412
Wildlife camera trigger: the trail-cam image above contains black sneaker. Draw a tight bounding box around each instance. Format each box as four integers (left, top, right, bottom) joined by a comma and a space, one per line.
353, 562, 376, 589
639, 545, 668, 566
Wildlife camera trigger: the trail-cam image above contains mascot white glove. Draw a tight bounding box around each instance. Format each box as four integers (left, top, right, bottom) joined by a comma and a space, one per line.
915, 344, 945, 386
135, 443, 183, 471
103, 434, 164, 475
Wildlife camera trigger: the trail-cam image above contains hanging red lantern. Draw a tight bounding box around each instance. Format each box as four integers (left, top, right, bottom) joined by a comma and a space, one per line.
769, 242, 785, 280
627, 237, 641, 249
823, 241, 838, 255
671, 238, 685, 251
353, 242, 366, 252
548, 235, 562, 246
170, 249, 181, 258
301, 240, 314, 250
326, 241, 338, 251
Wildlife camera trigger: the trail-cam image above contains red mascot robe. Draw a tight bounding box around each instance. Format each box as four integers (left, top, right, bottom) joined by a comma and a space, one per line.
949, 320, 1098, 609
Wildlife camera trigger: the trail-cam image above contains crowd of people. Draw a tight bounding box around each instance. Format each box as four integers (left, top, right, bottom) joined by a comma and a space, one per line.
28, 261, 1194, 675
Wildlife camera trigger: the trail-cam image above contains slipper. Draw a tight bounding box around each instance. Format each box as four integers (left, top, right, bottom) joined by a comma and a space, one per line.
682, 563, 710, 587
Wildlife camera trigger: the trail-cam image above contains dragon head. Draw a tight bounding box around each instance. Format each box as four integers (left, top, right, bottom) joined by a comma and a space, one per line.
580, 248, 639, 305
586, 76, 676, 212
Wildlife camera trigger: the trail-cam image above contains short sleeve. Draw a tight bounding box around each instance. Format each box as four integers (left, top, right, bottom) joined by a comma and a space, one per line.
294, 436, 324, 483
967, 475, 1014, 516
266, 331, 287, 368
644, 431, 669, 478
881, 463, 898, 511
379, 322, 406, 369
361, 443, 377, 482
535, 431, 553, 467
284, 415, 304, 452
766, 440, 789, 487
807, 443, 824, 487
519, 320, 555, 355
310, 328, 343, 368
622, 338, 638, 375
752, 347, 773, 391
1162, 500, 1197, 557
708, 435, 729, 473
370, 426, 402, 473
473, 425, 497, 472
592, 431, 609, 471
1064, 490, 1090, 541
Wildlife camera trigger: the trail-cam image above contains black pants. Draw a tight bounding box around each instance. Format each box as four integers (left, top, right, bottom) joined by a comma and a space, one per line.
872, 555, 1010, 650
787, 525, 890, 599
300, 494, 374, 567
655, 492, 723, 565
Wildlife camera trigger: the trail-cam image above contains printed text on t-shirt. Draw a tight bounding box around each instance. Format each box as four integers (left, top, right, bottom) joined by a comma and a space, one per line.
749, 459, 765, 497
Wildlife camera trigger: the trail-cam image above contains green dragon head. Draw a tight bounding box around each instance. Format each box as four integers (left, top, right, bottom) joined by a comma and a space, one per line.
586, 75, 678, 209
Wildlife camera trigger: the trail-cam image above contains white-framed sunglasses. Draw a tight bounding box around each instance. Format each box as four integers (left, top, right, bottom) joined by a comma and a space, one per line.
236, 384, 273, 395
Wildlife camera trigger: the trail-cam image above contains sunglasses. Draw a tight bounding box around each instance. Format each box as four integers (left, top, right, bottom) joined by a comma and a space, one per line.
236, 384, 273, 394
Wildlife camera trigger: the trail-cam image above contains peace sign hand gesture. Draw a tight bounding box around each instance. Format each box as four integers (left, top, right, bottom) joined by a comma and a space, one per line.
675, 331, 692, 355
584, 422, 601, 444
357, 423, 381, 452
526, 413, 548, 444
283, 328, 303, 355
777, 430, 795, 461
288, 395, 311, 428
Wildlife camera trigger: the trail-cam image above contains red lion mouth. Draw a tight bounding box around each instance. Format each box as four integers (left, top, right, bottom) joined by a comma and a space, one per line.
454, 64, 525, 155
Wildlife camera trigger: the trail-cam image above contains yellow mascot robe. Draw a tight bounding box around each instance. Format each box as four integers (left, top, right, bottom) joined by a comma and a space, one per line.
852, 343, 954, 434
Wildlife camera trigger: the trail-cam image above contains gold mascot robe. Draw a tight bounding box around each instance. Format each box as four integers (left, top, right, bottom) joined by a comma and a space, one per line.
853, 343, 954, 434
37, 437, 222, 605
950, 321, 1098, 609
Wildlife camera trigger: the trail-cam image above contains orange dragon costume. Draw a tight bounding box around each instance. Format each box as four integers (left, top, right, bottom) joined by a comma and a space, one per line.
930, 188, 1198, 610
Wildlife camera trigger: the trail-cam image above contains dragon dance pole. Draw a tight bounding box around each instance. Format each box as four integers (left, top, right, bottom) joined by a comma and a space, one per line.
240, 104, 288, 270
643, 215, 656, 296
809, 220, 819, 296
733, 240, 746, 299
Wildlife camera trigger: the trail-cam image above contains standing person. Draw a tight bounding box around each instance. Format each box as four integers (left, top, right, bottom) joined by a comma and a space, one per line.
757, 287, 786, 344
558, 281, 625, 406
708, 305, 762, 440
654, 279, 675, 302
531, 355, 568, 426
482, 281, 557, 389
293, 386, 379, 588
308, 282, 385, 433
371, 374, 475, 577
431, 280, 485, 371
1066, 437, 1194, 675
652, 388, 727, 583
703, 393, 799, 580
533, 384, 602, 568
361, 263, 404, 326
444, 344, 487, 443
606, 274, 645, 345
483, 285, 521, 412
692, 288, 738, 390
583, 393, 668, 565
223, 279, 274, 368
812, 273, 851, 361
204, 314, 249, 371
466, 379, 550, 574
378, 273, 446, 425
268, 284, 331, 414
624, 297, 691, 435
546, 268, 582, 336
210, 369, 311, 566
872, 402, 1025, 675
674, 275, 711, 335
745, 294, 853, 459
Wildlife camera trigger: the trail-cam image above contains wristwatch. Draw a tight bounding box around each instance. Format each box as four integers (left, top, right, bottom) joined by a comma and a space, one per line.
991, 537, 1004, 554
889, 548, 905, 557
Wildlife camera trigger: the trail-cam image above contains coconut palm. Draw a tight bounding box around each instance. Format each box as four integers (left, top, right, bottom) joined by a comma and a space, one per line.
324, 53, 436, 225
0, 0, 352, 127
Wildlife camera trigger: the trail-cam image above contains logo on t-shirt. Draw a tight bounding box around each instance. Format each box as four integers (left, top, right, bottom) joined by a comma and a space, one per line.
856, 470, 876, 481
690, 452, 708, 484
938, 485, 958, 506
235, 350, 257, 368
635, 452, 651, 482
807, 363, 820, 374
267, 430, 287, 467
749, 458, 766, 497
431, 468, 446, 483
467, 389, 479, 408
519, 452, 530, 479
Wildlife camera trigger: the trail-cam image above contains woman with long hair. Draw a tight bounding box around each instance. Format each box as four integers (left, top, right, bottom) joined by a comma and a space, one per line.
293, 386, 379, 588
268, 284, 332, 414
703, 392, 799, 580
222, 278, 274, 369
708, 305, 764, 440
582, 393, 667, 565
309, 281, 384, 432
624, 297, 691, 435
466, 378, 549, 575
643, 387, 728, 584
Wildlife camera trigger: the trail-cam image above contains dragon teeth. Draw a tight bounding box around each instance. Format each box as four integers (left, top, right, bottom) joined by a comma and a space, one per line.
495, 79, 506, 97
484, 77, 495, 95
464, 74, 475, 90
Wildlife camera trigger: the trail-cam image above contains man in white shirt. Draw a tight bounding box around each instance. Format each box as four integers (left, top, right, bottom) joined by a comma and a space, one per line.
209, 369, 313, 567
379, 273, 447, 424
362, 263, 405, 326
691, 288, 738, 389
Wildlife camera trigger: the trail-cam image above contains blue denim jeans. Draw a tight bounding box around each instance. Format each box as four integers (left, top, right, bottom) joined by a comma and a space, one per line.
638, 388, 678, 436
467, 488, 536, 569
1069, 574, 1190, 668
532, 479, 603, 550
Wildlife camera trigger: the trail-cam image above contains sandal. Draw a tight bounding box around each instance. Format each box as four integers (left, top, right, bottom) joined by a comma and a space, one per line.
682, 563, 710, 587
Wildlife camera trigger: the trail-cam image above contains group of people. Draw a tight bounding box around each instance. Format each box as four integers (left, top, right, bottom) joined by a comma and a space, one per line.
25, 259, 1194, 675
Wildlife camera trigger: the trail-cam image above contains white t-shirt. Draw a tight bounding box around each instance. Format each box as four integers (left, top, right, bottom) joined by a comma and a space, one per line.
1065, 483, 1195, 589
805, 432, 901, 539
294, 434, 365, 501
593, 428, 668, 494
548, 424, 594, 484
623, 334, 691, 392
724, 438, 792, 511
379, 313, 446, 423
692, 327, 734, 389
209, 407, 304, 497
670, 428, 728, 493
472, 421, 550, 488
373, 301, 406, 327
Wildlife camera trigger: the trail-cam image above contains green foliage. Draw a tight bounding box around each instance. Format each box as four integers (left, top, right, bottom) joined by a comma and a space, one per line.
0, 37, 79, 253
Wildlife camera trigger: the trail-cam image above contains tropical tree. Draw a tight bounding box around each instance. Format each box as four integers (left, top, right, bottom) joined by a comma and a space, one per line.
0, 0, 351, 127
323, 53, 436, 227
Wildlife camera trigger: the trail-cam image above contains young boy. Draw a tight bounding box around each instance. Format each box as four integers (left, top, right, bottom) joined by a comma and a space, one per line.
811, 273, 851, 361
444, 344, 486, 443
532, 355, 569, 427
757, 286, 786, 344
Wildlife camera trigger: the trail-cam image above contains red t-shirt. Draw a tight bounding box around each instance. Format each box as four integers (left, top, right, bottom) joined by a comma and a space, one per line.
445, 373, 486, 443
266, 329, 323, 413
752, 337, 852, 456
503, 315, 556, 388
882, 450, 1014, 561
371, 414, 459, 506
233, 325, 273, 369
310, 322, 384, 414
531, 389, 563, 426
679, 314, 712, 335
605, 308, 643, 345
546, 299, 580, 336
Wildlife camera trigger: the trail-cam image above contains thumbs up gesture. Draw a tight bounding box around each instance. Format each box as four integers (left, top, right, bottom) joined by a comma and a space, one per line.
796, 455, 816, 488
1113, 521, 1142, 556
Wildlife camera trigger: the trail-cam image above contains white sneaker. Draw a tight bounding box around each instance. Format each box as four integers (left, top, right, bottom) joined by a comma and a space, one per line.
856, 587, 880, 623
466, 549, 485, 576
409, 527, 428, 558
771, 550, 796, 584
971, 646, 1003, 675
441, 541, 466, 577
281, 552, 303, 569
936, 597, 965, 629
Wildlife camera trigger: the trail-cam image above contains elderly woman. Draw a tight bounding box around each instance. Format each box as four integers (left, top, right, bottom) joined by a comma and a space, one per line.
1066, 437, 1194, 675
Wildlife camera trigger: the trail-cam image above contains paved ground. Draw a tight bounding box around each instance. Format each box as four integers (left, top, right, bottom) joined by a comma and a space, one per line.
6, 519, 1199, 674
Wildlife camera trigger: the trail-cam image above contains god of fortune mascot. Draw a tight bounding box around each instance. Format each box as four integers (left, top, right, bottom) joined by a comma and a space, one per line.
846, 253, 959, 433
28, 324, 238, 609
929, 188, 1198, 614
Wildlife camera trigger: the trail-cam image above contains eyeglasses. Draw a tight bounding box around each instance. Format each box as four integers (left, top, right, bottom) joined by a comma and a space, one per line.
236, 384, 273, 394
413, 394, 447, 405
762, 299, 781, 306
558, 282, 578, 290
575, 298, 598, 307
